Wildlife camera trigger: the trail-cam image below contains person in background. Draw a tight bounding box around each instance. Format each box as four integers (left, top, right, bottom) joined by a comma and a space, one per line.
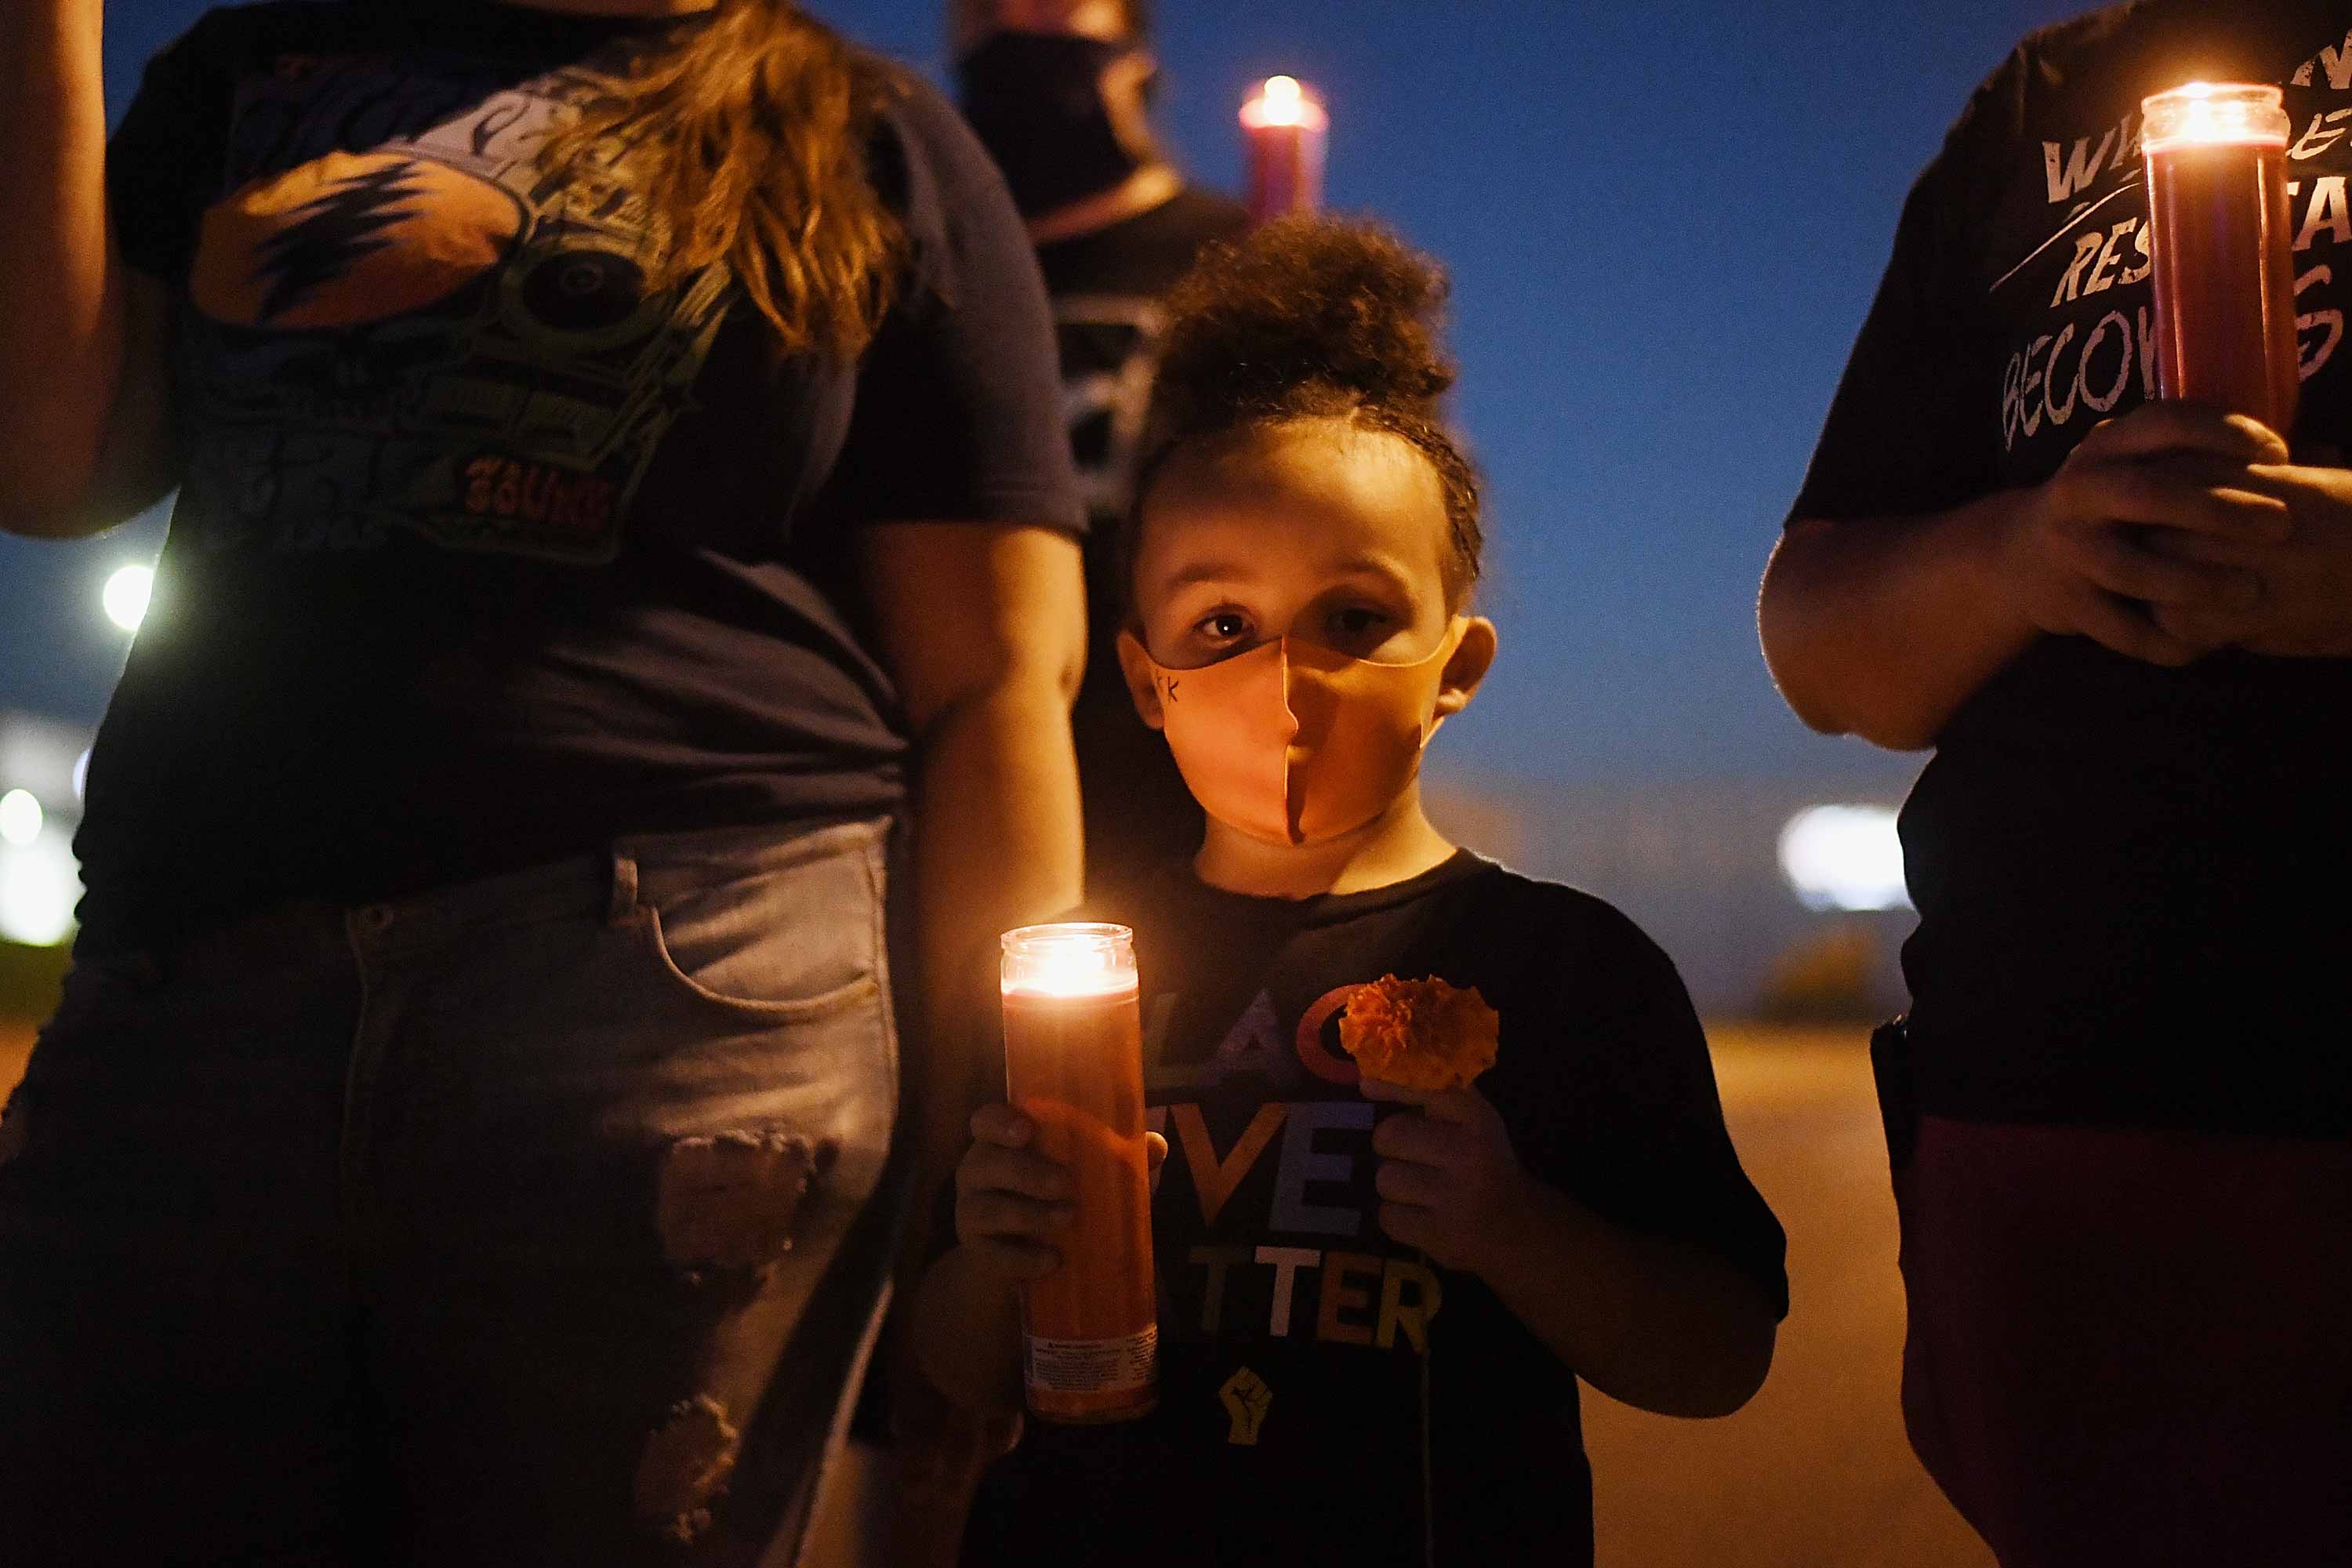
0, 0, 1084, 1560
917, 218, 1787, 1568
953, 0, 1250, 888
1761, 3, 2352, 1562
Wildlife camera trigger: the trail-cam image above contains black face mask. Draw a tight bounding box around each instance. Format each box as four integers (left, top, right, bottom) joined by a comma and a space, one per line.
957, 33, 1149, 219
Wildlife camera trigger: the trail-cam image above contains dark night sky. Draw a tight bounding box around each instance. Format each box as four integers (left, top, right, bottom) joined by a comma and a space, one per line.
0, 0, 2093, 788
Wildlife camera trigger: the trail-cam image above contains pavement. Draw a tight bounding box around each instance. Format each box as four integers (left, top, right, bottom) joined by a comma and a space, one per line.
0, 1018, 1994, 1567
1579, 1026, 1994, 1568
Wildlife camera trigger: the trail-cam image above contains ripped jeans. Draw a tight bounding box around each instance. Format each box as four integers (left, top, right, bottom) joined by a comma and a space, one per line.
0, 816, 907, 1568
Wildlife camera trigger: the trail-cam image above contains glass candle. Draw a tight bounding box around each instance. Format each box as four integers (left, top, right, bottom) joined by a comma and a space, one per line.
2143, 82, 2299, 431
1000, 923, 1157, 1423
1240, 75, 1330, 226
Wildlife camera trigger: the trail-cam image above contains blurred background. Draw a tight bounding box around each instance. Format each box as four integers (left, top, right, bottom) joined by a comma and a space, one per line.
0, 2, 2107, 1563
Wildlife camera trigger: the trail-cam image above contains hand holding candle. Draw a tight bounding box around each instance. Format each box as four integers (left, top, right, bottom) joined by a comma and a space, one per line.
1240, 74, 1329, 225
998, 924, 1158, 1423
2143, 82, 2299, 432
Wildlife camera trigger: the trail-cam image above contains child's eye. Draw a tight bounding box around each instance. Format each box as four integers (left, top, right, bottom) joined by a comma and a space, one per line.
1327, 606, 1392, 644
1195, 611, 1250, 643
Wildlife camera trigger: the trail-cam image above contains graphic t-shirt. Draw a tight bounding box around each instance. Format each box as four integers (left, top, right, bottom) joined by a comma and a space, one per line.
1791, 0, 2352, 1137
963, 852, 1788, 1567
78, 0, 1080, 951
1035, 188, 1251, 889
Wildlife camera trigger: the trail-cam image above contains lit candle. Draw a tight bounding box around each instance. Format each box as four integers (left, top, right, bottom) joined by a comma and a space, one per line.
1000, 923, 1158, 1423
2142, 81, 2299, 430
1240, 74, 1330, 226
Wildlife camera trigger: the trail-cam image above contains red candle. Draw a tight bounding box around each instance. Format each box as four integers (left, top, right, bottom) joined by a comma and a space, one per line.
2143, 82, 2299, 432
1240, 75, 1329, 226
1000, 923, 1157, 1424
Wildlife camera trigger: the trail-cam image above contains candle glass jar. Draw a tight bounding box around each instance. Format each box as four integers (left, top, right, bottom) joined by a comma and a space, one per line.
1000, 923, 1157, 1423
2143, 82, 2299, 431
1240, 76, 1330, 226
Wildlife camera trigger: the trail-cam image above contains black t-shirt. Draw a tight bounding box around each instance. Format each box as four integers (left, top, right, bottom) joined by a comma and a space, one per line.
1791, 0, 2352, 1136
77, 0, 1080, 952
1035, 187, 1251, 889
964, 852, 1788, 1568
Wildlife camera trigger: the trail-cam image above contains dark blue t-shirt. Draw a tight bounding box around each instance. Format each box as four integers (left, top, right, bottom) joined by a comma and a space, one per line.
80, 0, 1080, 950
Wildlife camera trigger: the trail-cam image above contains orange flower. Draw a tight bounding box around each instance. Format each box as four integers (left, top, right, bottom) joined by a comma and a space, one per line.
1338, 975, 1500, 1091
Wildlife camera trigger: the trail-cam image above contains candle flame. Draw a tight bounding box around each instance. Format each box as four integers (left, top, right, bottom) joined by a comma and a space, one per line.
2142, 80, 2288, 152
1240, 74, 1328, 132
1003, 924, 1138, 998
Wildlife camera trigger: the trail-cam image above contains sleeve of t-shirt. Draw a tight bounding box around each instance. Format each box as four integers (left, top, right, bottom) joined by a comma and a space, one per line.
105, 10, 239, 286
1785, 144, 1998, 526
818, 70, 1085, 535
1509, 894, 1790, 1320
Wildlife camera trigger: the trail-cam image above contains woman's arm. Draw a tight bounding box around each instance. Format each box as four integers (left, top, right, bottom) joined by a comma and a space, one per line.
1, 0, 176, 536
1762, 403, 2294, 750
858, 521, 1087, 1236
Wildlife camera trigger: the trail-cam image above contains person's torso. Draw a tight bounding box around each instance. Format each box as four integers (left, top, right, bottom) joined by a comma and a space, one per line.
1904, 0, 2352, 1133
967, 855, 1595, 1567
78, 1, 911, 949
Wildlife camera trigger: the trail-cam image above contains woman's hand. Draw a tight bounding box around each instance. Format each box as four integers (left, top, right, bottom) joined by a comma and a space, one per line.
2146, 456, 2352, 658
1994, 402, 2289, 666
1361, 1078, 1528, 1275
953, 1105, 1166, 1282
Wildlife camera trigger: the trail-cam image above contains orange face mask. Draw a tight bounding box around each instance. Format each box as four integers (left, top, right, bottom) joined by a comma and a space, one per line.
1120, 622, 1472, 847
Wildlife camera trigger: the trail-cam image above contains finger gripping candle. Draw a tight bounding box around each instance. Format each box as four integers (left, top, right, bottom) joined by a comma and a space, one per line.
2143, 82, 2299, 431
1000, 924, 1157, 1423
1240, 75, 1329, 226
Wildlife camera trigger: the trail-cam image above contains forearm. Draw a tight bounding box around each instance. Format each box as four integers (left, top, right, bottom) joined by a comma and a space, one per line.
909, 1246, 1025, 1415
1759, 490, 2034, 750
1479, 1175, 1777, 1419
903, 677, 1083, 1236
0, 0, 125, 515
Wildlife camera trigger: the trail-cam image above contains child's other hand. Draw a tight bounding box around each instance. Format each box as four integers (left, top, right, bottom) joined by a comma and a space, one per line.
1362, 1078, 1527, 1274
954, 1106, 1167, 1282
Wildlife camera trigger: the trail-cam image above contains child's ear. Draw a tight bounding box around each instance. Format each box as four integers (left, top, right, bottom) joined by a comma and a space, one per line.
1116, 629, 1167, 731
1434, 618, 1498, 720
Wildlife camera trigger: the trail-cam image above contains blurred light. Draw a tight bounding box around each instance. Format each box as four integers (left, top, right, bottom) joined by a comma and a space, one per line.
0, 790, 40, 848
1240, 74, 1328, 132
72, 750, 90, 801
0, 838, 78, 947
1778, 804, 1910, 913
103, 564, 153, 632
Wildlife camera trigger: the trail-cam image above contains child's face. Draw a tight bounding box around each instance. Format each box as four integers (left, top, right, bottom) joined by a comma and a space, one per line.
1130, 419, 1459, 671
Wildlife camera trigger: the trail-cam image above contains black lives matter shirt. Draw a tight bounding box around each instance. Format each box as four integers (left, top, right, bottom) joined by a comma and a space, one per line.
1793, 0, 2352, 1138
1036, 189, 1251, 888
963, 854, 1787, 1567
78, 0, 1080, 952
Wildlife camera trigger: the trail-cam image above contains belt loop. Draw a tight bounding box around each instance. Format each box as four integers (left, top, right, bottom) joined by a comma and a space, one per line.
608, 851, 641, 925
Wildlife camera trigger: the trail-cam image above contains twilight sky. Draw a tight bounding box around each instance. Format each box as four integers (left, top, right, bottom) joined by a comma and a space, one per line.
0, 0, 2094, 789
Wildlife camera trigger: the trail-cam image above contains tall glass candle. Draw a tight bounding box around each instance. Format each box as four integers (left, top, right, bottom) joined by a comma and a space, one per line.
1000, 923, 1156, 1423
1240, 75, 1329, 226
2143, 82, 2299, 431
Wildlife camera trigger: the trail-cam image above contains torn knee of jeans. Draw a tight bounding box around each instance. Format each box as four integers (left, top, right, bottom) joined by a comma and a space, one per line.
656, 1129, 840, 1276
633, 1394, 740, 1545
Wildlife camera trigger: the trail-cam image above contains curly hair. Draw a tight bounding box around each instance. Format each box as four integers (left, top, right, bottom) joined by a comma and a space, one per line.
1134, 216, 1483, 603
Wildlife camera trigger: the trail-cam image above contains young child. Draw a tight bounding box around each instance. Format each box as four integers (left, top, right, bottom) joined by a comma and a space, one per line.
910, 219, 1787, 1566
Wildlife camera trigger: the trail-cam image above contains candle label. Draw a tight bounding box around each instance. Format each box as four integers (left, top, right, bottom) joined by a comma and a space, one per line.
1024, 1325, 1159, 1396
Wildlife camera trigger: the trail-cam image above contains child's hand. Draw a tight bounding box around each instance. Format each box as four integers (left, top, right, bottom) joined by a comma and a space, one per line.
1361, 1078, 1529, 1274
953, 1105, 1167, 1283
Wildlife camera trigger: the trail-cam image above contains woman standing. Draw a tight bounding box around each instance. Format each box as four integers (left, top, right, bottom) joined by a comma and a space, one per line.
1762, 3, 2352, 1563
0, 0, 1086, 1561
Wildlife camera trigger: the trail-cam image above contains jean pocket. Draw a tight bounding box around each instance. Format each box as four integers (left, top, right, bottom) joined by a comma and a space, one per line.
636, 848, 883, 1020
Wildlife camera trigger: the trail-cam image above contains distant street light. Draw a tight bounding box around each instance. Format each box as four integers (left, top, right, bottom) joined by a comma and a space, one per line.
1778, 804, 1910, 913
103, 564, 153, 632
0, 789, 40, 848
